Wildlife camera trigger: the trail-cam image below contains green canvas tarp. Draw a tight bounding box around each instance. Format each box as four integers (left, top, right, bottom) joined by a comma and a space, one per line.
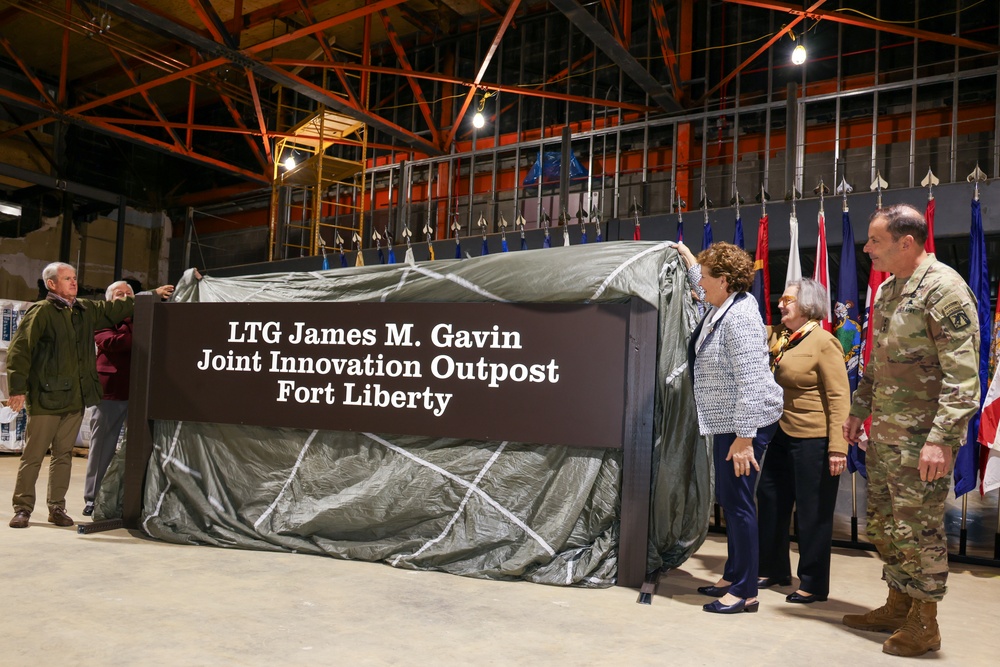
97, 241, 711, 586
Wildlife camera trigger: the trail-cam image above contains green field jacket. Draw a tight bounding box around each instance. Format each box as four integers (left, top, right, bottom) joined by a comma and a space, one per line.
6, 295, 134, 415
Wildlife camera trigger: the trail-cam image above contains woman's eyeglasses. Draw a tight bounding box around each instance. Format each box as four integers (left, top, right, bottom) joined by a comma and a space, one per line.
778, 295, 797, 306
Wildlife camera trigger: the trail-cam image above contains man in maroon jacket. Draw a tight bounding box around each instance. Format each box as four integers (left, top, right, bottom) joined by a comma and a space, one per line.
83, 279, 172, 516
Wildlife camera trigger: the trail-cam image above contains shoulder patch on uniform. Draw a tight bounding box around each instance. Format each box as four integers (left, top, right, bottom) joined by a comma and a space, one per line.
942, 301, 972, 329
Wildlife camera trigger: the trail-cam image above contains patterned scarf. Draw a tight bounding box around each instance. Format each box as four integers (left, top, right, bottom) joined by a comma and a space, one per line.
770, 319, 820, 372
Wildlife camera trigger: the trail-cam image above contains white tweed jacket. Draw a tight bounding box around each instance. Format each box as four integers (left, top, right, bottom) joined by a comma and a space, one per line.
686, 267, 784, 437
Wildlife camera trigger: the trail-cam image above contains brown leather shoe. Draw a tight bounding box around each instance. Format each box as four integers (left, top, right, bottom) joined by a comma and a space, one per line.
9, 510, 31, 528
47, 506, 74, 527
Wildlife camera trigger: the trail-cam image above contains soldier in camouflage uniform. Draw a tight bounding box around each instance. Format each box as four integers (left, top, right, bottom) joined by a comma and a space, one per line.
843, 204, 980, 657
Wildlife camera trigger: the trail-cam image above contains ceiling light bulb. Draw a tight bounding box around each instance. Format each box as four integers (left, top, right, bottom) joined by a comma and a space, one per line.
791, 43, 807, 65
472, 111, 485, 129
284, 156, 296, 170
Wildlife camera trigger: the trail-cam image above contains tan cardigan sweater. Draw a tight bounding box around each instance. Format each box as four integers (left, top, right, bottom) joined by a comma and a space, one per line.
767, 324, 852, 455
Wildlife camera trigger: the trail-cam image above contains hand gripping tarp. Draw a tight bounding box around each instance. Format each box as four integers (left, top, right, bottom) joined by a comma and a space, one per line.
98, 242, 710, 585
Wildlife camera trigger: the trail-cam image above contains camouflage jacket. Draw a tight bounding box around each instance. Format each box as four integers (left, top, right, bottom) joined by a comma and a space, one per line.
850, 254, 980, 450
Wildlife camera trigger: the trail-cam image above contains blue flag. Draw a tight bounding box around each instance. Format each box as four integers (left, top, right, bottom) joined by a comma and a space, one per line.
701, 220, 713, 251
734, 214, 744, 249
388, 246, 396, 264
836, 210, 864, 476
481, 238, 489, 256
340, 251, 348, 267
955, 198, 991, 496
501, 237, 509, 252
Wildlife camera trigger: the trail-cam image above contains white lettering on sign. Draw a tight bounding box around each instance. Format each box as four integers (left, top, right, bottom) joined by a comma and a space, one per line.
342, 383, 452, 416
200, 317, 568, 419
287, 322, 378, 346
228, 321, 282, 344
430, 355, 559, 388
430, 323, 522, 349
276, 380, 337, 404
384, 322, 416, 346
197, 349, 263, 372
267, 351, 421, 378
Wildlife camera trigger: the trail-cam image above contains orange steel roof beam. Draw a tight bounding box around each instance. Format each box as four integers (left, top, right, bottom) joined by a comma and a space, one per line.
0, 87, 268, 183
379, 9, 441, 147
600, 0, 626, 48
697, 0, 827, 106
442, 0, 522, 150
621, 0, 631, 50
269, 59, 656, 113
245, 70, 272, 163
724, 0, 1000, 53
293, 0, 360, 107
650, 0, 683, 104
0, 36, 58, 111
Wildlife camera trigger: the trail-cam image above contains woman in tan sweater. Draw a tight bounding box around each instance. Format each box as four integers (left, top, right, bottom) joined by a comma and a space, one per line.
757, 278, 851, 603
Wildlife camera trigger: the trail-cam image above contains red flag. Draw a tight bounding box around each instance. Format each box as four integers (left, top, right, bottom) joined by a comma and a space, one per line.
924, 197, 936, 253
751, 213, 771, 324
813, 209, 833, 331
859, 265, 891, 443
980, 365, 1000, 493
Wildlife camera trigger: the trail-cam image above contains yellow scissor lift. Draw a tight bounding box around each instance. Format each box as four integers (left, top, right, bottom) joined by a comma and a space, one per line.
268, 106, 367, 261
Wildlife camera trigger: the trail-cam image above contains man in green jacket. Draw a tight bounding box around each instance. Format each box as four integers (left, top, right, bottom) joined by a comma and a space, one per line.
6, 262, 133, 528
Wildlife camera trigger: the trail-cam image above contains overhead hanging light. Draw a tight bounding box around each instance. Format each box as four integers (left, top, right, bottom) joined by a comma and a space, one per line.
790, 32, 807, 65
471, 90, 495, 130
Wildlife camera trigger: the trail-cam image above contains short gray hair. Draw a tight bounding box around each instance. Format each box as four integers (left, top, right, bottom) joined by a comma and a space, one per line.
786, 277, 829, 320
105, 280, 130, 300
42, 262, 74, 285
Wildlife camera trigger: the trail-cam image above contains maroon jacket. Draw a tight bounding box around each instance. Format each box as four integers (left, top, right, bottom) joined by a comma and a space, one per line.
95, 318, 132, 401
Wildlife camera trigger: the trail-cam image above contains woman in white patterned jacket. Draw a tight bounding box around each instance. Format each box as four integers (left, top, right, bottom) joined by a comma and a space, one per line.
675, 241, 784, 615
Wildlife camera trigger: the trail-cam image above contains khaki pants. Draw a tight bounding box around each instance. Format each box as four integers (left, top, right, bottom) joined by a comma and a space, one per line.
12, 410, 84, 514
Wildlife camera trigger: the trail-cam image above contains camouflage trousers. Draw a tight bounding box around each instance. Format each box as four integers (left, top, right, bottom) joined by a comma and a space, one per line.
866, 439, 950, 601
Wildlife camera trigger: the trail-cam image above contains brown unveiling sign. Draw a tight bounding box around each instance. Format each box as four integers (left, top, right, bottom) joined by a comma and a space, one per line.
148, 302, 634, 448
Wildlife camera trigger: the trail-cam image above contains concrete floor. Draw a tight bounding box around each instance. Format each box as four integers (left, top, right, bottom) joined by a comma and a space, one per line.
1, 452, 998, 666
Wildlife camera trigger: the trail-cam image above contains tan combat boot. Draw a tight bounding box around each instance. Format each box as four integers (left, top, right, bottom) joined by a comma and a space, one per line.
843, 586, 911, 632
882, 599, 941, 657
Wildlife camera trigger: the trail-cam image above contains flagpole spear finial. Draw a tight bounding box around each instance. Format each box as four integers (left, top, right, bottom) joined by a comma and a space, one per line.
870, 170, 888, 210
836, 177, 853, 213
731, 188, 742, 218
967, 164, 988, 202
814, 177, 829, 215
921, 168, 939, 201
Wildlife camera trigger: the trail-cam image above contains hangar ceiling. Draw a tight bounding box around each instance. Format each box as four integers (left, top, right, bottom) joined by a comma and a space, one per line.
0, 0, 997, 216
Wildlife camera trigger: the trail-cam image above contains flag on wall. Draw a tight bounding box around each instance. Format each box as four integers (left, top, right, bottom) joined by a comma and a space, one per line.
751, 213, 771, 324
813, 209, 833, 330
701, 221, 713, 251
734, 214, 745, 249
836, 209, 864, 475
859, 263, 890, 455
924, 196, 937, 253
786, 210, 802, 288
955, 197, 991, 497
991, 288, 1000, 381
979, 365, 1000, 493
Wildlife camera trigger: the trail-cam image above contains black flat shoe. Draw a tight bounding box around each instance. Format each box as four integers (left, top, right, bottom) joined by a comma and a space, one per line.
82, 502, 94, 517
757, 576, 792, 588
703, 598, 759, 614
786, 591, 828, 604
696, 584, 731, 597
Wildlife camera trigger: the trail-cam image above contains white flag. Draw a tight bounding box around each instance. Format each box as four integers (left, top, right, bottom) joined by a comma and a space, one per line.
785, 212, 802, 288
